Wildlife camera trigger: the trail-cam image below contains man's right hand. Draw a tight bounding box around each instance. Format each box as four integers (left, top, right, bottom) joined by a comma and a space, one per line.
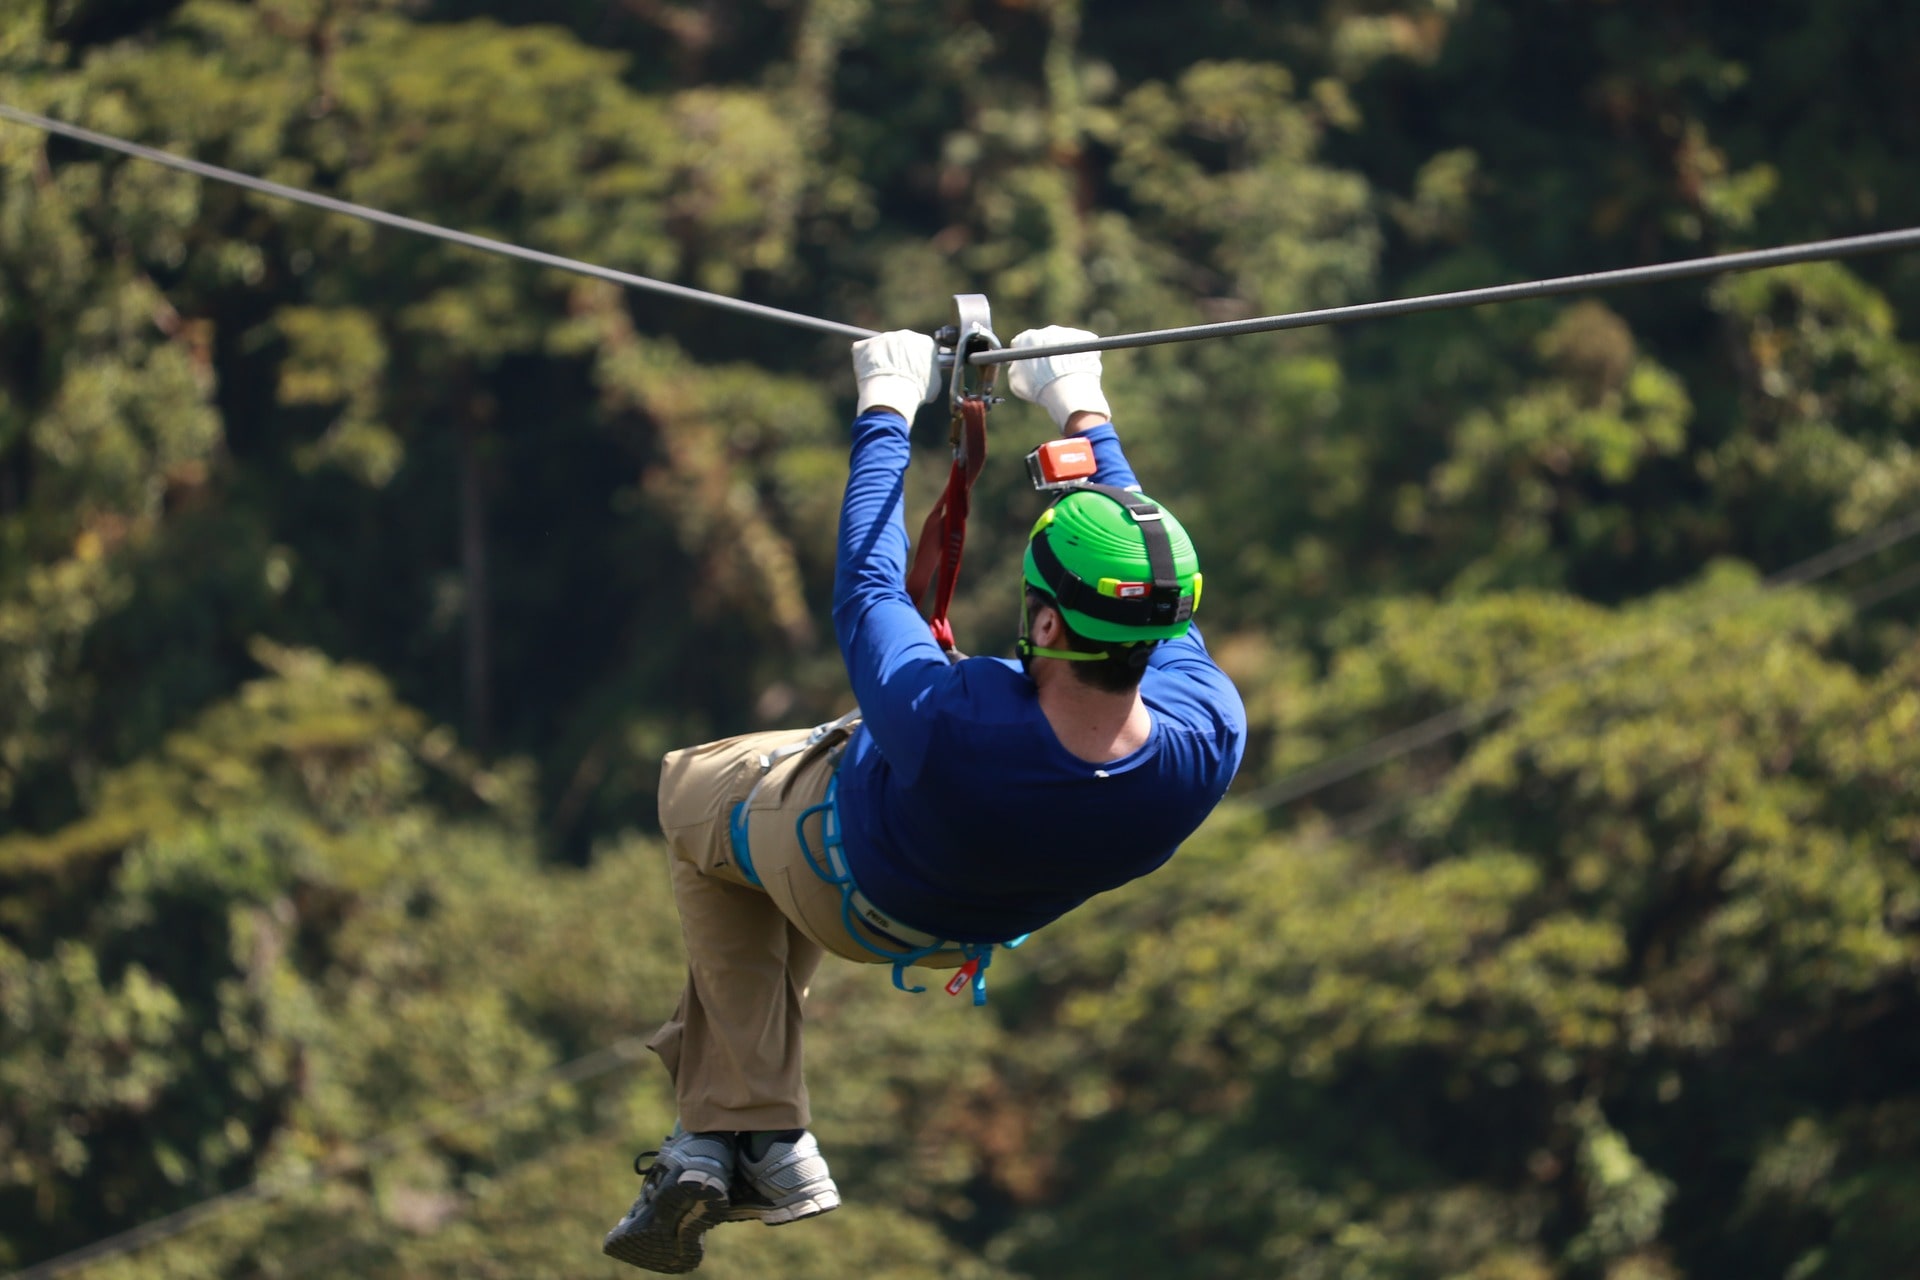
1007, 327, 1112, 433
851, 330, 942, 417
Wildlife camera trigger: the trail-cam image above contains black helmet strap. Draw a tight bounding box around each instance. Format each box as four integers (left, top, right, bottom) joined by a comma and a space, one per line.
1029, 484, 1190, 629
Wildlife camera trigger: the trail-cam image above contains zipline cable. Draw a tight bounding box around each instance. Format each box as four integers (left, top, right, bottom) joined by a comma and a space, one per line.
2, 1038, 650, 1280
0, 103, 876, 341
6, 94, 1920, 1279
971, 225, 1920, 364
1248, 506, 1920, 812
12, 107, 1920, 363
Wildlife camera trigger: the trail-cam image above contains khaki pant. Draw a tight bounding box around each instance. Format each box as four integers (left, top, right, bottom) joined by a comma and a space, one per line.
648, 728, 962, 1132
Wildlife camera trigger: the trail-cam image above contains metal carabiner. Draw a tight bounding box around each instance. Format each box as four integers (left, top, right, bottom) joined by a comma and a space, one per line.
934, 293, 1002, 410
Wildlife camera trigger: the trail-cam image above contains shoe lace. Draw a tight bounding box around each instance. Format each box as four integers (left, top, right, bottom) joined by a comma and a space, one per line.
614, 1149, 669, 1220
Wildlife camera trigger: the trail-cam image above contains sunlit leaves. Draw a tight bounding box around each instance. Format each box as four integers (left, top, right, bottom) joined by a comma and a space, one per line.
1110, 61, 1379, 318
0, 940, 185, 1185
1, 1, 1917, 1277
1709, 263, 1920, 534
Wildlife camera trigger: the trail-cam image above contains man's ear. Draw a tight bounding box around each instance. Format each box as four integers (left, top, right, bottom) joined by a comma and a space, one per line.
1030, 600, 1062, 645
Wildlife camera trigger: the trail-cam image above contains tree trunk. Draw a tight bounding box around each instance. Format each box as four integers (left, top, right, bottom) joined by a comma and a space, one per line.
459, 413, 492, 754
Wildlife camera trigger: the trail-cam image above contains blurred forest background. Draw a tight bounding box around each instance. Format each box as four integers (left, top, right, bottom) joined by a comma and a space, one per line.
2, 0, 1918, 1276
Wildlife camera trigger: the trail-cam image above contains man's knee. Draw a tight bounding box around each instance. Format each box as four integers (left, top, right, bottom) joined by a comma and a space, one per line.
657, 738, 751, 837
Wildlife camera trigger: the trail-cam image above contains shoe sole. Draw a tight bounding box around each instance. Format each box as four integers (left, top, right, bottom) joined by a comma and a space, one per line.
602, 1180, 728, 1273
722, 1185, 841, 1226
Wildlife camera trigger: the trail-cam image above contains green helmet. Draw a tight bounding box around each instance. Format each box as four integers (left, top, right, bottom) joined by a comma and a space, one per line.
1022, 484, 1203, 645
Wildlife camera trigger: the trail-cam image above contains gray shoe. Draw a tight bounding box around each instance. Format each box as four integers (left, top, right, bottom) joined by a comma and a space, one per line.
724, 1129, 841, 1225
602, 1126, 733, 1273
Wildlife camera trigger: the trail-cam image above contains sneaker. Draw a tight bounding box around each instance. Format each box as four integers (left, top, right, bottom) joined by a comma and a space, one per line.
723, 1129, 841, 1225
602, 1126, 733, 1273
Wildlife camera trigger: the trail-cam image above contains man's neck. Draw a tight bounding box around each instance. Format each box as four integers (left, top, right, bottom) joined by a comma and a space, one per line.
1031, 662, 1152, 764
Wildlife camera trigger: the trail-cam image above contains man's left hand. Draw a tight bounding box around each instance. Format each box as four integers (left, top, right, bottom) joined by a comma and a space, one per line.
1007, 326, 1111, 432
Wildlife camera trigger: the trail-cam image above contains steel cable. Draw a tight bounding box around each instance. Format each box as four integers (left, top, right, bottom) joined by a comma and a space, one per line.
970, 226, 1920, 364
5, 93, 1920, 1280
10, 106, 1920, 362
0, 103, 876, 341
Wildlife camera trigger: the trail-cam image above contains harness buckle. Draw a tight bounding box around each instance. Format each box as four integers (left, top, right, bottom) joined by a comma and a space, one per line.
945, 958, 981, 997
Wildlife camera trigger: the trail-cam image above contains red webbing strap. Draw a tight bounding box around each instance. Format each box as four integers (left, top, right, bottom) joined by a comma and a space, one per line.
905, 396, 989, 655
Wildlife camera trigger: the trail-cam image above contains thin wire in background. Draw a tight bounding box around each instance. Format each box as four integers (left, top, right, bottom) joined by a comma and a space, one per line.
4, 101, 1920, 1280
1310, 547, 1920, 847
18, 516, 1919, 1280
4, 99, 1913, 810
1248, 507, 1920, 812
4, 1039, 650, 1280
266, 1125, 629, 1280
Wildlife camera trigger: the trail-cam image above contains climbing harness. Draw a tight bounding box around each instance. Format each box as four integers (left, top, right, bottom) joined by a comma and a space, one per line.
17, 99, 1920, 1280
726, 709, 863, 889
906, 294, 1002, 659
726, 710, 1027, 1006
722, 296, 1031, 1005
742, 296, 1022, 1000
793, 774, 1026, 1006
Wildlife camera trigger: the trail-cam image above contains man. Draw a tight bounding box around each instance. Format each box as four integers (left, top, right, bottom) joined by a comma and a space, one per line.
603, 326, 1246, 1273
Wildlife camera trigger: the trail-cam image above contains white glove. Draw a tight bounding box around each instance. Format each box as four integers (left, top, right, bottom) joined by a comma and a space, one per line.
1006, 326, 1111, 431
851, 330, 942, 416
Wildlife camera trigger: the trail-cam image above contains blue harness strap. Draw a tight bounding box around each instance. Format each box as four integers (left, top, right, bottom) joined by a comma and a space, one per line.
797, 777, 1027, 1005
727, 722, 1028, 1006
728, 799, 760, 887
727, 710, 863, 888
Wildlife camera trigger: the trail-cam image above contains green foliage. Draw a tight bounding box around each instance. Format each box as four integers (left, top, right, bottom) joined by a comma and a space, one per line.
2, 0, 1918, 1276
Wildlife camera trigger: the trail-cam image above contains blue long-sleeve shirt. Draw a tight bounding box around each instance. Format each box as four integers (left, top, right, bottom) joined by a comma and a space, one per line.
832, 409, 1246, 943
